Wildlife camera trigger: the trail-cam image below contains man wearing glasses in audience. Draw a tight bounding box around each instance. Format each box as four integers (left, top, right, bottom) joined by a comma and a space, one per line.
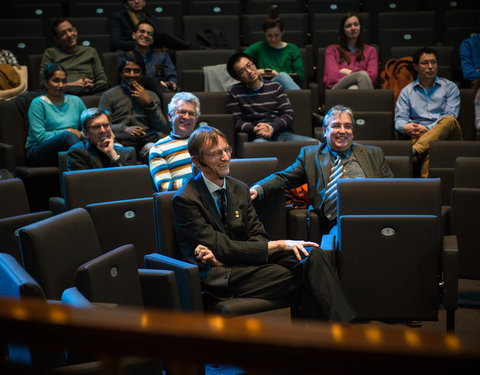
67, 108, 137, 170
395, 46, 462, 177
172, 125, 356, 322
99, 51, 168, 163
149, 92, 200, 191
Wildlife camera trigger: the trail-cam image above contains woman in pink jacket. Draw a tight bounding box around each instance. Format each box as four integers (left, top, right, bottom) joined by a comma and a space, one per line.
324, 12, 378, 90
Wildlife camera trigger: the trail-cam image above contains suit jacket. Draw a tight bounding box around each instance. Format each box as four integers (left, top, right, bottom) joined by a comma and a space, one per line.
256, 142, 393, 216
67, 141, 137, 171
172, 173, 269, 291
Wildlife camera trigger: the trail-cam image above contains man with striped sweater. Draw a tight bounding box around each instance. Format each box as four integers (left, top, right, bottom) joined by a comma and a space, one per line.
226, 52, 317, 143
149, 92, 200, 191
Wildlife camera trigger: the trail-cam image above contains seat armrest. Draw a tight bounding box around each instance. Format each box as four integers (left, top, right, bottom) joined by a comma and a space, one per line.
144, 253, 204, 312
0, 142, 16, 173
236, 132, 249, 157
138, 269, 181, 311
61, 287, 95, 308
320, 234, 336, 267
48, 196, 66, 215
287, 208, 308, 240
442, 235, 458, 311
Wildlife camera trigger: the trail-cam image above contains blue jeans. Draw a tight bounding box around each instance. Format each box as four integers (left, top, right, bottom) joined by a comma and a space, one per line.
252, 131, 319, 143
26, 131, 81, 167
272, 72, 301, 90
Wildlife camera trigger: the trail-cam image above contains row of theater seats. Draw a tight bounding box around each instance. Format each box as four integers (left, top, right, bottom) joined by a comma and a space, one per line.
0, 87, 479, 211
2, 153, 479, 355
1, 7, 478, 65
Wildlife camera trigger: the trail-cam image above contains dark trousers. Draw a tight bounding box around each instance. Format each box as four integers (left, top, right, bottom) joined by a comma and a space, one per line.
26, 131, 81, 167
226, 248, 356, 322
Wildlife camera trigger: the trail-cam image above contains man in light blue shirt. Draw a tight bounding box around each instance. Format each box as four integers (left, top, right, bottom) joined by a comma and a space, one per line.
395, 47, 462, 177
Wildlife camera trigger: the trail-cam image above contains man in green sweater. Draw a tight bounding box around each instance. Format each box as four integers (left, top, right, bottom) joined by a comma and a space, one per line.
39, 18, 109, 96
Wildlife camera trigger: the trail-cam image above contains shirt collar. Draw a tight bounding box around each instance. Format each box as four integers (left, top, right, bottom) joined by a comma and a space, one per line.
412, 75, 440, 89
326, 143, 352, 160
201, 172, 226, 194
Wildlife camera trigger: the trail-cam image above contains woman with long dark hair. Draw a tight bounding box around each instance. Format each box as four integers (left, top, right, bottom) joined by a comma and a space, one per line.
26, 63, 85, 166
324, 12, 378, 90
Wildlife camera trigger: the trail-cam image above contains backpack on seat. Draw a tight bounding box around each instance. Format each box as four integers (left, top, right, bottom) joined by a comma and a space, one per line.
196, 29, 230, 49
380, 56, 415, 105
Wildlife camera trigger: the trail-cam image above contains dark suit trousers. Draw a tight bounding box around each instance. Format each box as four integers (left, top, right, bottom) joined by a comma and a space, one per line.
226, 249, 356, 323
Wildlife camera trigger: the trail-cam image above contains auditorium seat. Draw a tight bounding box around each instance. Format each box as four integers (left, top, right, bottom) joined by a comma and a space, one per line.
308, 0, 360, 14
0, 178, 52, 263
450, 157, 480, 280
333, 178, 457, 331
190, 0, 242, 15
245, 0, 306, 14
182, 15, 240, 50
429, 140, 480, 205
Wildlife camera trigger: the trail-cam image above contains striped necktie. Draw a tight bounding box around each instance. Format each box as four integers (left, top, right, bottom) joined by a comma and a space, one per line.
323, 156, 344, 221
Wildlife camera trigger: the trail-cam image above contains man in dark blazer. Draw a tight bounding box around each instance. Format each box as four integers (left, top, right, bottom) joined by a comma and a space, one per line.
67, 108, 137, 170
172, 125, 357, 322
110, 0, 191, 51
251, 105, 394, 235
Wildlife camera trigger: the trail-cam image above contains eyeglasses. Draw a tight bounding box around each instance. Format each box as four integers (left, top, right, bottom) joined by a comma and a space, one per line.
175, 109, 197, 118
123, 67, 141, 74
418, 60, 437, 66
137, 29, 153, 37
203, 146, 232, 158
87, 123, 111, 131
331, 123, 353, 131
236, 62, 255, 76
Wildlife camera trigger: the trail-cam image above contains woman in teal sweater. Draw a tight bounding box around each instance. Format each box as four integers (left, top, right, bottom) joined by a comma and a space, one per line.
243, 7, 303, 90
26, 63, 85, 166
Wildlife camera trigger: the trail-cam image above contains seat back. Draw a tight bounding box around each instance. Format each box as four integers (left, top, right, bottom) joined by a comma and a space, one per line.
182, 15, 240, 50
384, 155, 411, 177
87, 197, 156, 267
337, 178, 443, 321
75, 244, 144, 307
451, 157, 480, 279
286, 89, 314, 137
454, 157, 480, 188
0, 253, 45, 300
325, 89, 394, 112
63, 165, 154, 210
338, 178, 441, 217
153, 191, 178, 259
429, 140, 480, 205
242, 141, 318, 170
18, 208, 103, 300
0, 178, 30, 218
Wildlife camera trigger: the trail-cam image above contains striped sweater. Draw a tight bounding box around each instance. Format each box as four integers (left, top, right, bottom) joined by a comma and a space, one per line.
149, 133, 193, 191
226, 80, 294, 135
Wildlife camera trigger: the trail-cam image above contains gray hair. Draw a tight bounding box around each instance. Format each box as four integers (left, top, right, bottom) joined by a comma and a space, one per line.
167, 92, 201, 118
323, 105, 354, 128
80, 107, 111, 130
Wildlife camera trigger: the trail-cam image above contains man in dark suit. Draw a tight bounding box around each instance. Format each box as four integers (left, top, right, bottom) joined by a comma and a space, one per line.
251, 105, 394, 235
172, 125, 357, 322
67, 108, 137, 170
110, 0, 191, 51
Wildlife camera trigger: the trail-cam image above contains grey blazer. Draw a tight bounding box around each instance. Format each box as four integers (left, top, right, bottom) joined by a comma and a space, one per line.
256, 142, 394, 216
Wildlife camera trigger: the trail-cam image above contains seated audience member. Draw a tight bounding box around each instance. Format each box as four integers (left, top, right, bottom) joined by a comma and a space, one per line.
67, 107, 137, 170
395, 47, 462, 178
131, 20, 178, 98
26, 63, 85, 167
40, 18, 108, 95
243, 6, 303, 90
226, 52, 318, 143
251, 105, 393, 237
460, 31, 480, 86
172, 125, 357, 322
99, 51, 168, 163
110, 0, 191, 51
324, 12, 377, 90
149, 92, 199, 191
